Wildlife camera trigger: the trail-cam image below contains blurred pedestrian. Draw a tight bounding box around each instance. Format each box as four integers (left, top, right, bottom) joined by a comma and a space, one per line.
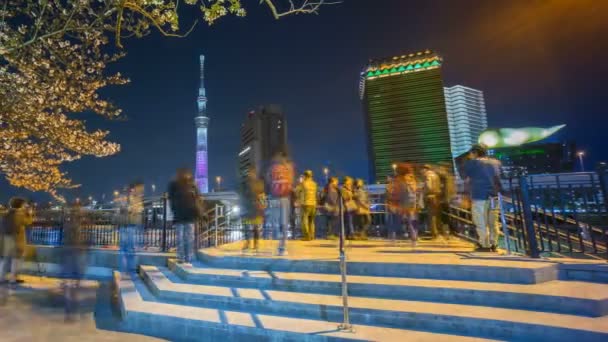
354, 179, 371, 240
341, 177, 357, 240
0, 197, 33, 285
395, 163, 420, 247
291, 175, 303, 238
119, 182, 144, 274
299, 170, 318, 241
61, 200, 88, 322
240, 167, 266, 252
321, 177, 340, 240
168, 169, 204, 263
386, 175, 401, 243
463, 144, 503, 252
268, 152, 294, 256
422, 164, 447, 241
437, 162, 456, 238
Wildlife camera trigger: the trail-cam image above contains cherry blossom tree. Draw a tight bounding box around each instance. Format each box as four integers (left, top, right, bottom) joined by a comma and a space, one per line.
0, 0, 337, 200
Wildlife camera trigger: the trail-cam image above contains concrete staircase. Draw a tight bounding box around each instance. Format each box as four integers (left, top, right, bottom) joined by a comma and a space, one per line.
114, 246, 608, 341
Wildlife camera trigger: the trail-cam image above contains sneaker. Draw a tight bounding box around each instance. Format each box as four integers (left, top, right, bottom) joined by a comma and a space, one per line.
475, 247, 492, 252
327, 234, 338, 240
490, 244, 498, 252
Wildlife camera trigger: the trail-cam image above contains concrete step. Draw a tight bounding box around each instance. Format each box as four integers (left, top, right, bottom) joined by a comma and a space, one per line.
198, 248, 558, 284
115, 271, 495, 342
168, 260, 608, 317
139, 265, 608, 341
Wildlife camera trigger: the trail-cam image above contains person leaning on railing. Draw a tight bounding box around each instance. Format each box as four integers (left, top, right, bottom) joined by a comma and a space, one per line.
463, 144, 503, 252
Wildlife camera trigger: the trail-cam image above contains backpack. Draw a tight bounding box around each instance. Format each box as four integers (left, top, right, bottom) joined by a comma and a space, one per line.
319, 186, 328, 206
396, 176, 417, 209
270, 162, 294, 197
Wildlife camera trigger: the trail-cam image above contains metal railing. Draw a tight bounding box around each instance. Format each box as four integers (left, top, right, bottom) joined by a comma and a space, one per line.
445, 169, 608, 260
26, 195, 237, 252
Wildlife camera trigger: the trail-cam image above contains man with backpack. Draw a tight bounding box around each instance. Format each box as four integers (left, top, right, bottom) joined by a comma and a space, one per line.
268, 152, 294, 256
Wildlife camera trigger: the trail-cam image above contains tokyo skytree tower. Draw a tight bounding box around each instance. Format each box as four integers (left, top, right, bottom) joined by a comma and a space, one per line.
195, 55, 209, 193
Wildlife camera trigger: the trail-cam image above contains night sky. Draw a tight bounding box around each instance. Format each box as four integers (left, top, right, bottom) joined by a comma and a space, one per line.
1, 0, 607, 202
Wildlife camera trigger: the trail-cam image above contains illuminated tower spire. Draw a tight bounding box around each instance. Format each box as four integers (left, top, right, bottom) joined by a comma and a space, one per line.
195, 55, 209, 193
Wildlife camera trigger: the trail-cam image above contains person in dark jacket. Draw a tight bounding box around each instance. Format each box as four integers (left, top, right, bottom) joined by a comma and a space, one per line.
240, 167, 266, 252
0, 197, 33, 284
341, 177, 357, 240
322, 177, 340, 240
168, 168, 204, 263
354, 179, 371, 240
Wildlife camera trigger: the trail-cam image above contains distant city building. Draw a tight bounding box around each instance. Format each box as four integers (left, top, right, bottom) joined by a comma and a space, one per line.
361, 50, 453, 183
195, 55, 210, 193
489, 142, 576, 174
238, 105, 287, 185
444, 85, 488, 158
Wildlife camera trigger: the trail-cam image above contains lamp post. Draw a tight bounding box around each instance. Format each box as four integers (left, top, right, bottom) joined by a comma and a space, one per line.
216, 176, 222, 192
323, 167, 329, 184
577, 151, 585, 172
151, 183, 156, 194
392, 163, 397, 175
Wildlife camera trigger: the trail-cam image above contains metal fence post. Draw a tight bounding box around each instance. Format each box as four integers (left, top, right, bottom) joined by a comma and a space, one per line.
597, 162, 608, 214
161, 193, 168, 252
518, 176, 540, 258
214, 204, 219, 247
338, 190, 353, 332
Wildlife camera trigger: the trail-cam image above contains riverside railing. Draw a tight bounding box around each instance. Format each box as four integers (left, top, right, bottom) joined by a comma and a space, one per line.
26, 195, 230, 252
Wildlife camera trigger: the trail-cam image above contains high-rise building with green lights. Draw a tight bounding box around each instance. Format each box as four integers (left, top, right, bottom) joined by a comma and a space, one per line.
361, 50, 453, 183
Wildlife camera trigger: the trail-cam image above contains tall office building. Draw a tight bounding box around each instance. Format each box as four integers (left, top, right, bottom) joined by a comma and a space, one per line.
361, 50, 452, 183
195, 55, 209, 193
238, 105, 287, 184
444, 85, 488, 159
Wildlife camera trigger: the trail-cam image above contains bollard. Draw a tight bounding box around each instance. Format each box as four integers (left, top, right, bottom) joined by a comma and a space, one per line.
214, 204, 219, 247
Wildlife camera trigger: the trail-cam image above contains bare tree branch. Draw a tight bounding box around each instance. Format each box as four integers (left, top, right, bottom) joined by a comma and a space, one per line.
262, 0, 341, 19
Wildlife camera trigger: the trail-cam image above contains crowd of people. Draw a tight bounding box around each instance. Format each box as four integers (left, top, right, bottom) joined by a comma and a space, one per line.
239, 151, 465, 253
240, 144, 503, 254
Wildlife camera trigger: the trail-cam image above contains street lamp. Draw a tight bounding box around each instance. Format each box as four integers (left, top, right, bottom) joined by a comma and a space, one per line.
113, 190, 119, 197
577, 151, 585, 172
323, 167, 329, 184
151, 183, 156, 193
216, 176, 222, 192
392, 163, 397, 175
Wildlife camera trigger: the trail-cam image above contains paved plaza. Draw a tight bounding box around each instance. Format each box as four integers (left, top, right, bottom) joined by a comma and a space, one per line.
0, 275, 164, 342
